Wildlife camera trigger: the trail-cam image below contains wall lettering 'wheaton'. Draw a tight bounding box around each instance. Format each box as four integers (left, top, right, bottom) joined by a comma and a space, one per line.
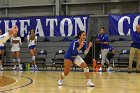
0, 16, 89, 37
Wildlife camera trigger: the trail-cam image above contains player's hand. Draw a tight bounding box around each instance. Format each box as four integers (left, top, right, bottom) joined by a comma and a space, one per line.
88, 42, 92, 48
100, 42, 105, 44
96, 39, 100, 42
9, 26, 18, 36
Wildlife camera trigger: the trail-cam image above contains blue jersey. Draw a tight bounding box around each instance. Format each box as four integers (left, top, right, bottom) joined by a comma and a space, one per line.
131, 31, 140, 49
64, 38, 86, 60
108, 45, 114, 52
97, 33, 109, 49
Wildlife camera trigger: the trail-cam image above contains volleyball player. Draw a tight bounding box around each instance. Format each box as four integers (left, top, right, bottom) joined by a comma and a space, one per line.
58, 31, 94, 87
0, 26, 18, 70
11, 34, 22, 70
0, 30, 5, 70
27, 29, 38, 70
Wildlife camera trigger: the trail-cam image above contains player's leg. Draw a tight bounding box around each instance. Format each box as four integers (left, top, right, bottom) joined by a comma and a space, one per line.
58, 59, 72, 86
136, 49, 140, 73
12, 52, 17, 70
0, 49, 3, 70
74, 55, 94, 87
16, 51, 22, 70
128, 47, 136, 73
99, 49, 109, 71
30, 49, 34, 69
33, 47, 37, 69
106, 58, 113, 71
29, 47, 36, 69
2, 48, 5, 64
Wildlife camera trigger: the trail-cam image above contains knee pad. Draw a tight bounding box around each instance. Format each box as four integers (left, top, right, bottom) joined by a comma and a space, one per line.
74, 55, 85, 67
83, 67, 89, 72
0, 54, 2, 60
32, 56, 35, 61
13, 59, 16, 62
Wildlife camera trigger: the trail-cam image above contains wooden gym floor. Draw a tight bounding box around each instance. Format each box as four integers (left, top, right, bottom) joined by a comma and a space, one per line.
0, 71, 140, 93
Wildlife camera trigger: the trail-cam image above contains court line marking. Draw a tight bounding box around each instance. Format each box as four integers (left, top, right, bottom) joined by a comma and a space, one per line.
1, 75, 18, 88
0, 75, 33, 92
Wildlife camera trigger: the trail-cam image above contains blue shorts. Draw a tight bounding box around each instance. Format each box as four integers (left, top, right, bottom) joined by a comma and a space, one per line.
64, 56, 74, 61
64, 53, 75, 61
0, 46, 5, 50
29, 45, 36, 50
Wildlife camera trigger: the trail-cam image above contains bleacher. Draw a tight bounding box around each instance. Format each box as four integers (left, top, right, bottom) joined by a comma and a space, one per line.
108, 35, 131, 69
109, 35, 131, 58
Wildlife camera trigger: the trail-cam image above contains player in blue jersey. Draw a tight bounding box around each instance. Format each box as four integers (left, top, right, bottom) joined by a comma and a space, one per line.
58, 31, 94, 87
96, 27, 113, 71
128, 25, 140, 73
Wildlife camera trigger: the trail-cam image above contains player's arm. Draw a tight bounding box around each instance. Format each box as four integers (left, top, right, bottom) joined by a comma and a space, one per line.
19, 37, 22, 45
77, 42, 83, 51
27, 35, 31, 44
10, 37, 13, 45
84, 42, 92, 55
95, 34, 101, 44
0, 26, 18, 44
0, 33, 11, 44
27, 35, 29, 41
35, 36, 37, 43
102, 35, 109, 44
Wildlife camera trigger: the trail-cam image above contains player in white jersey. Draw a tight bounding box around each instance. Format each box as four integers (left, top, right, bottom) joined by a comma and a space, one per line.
0, 29, 5, 70
0, 26, 18, 70
27, 29, 38, 70
11, 34, 22, 70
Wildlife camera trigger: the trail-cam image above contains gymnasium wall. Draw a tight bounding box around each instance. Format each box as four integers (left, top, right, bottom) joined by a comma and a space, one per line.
0, 0, 139, 17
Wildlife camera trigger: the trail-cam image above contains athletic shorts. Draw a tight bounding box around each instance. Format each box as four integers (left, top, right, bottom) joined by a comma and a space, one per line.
29, 45, 36, 50
0, 46, 5, 50
65, 55, 85, 67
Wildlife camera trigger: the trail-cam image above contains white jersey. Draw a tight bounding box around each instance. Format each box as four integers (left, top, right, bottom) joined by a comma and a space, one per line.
0, 33, 11, 44
11, 37, 22, 52
27, 35, 37, 47
0, 42, 5, 47
0, 35, 5, 47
